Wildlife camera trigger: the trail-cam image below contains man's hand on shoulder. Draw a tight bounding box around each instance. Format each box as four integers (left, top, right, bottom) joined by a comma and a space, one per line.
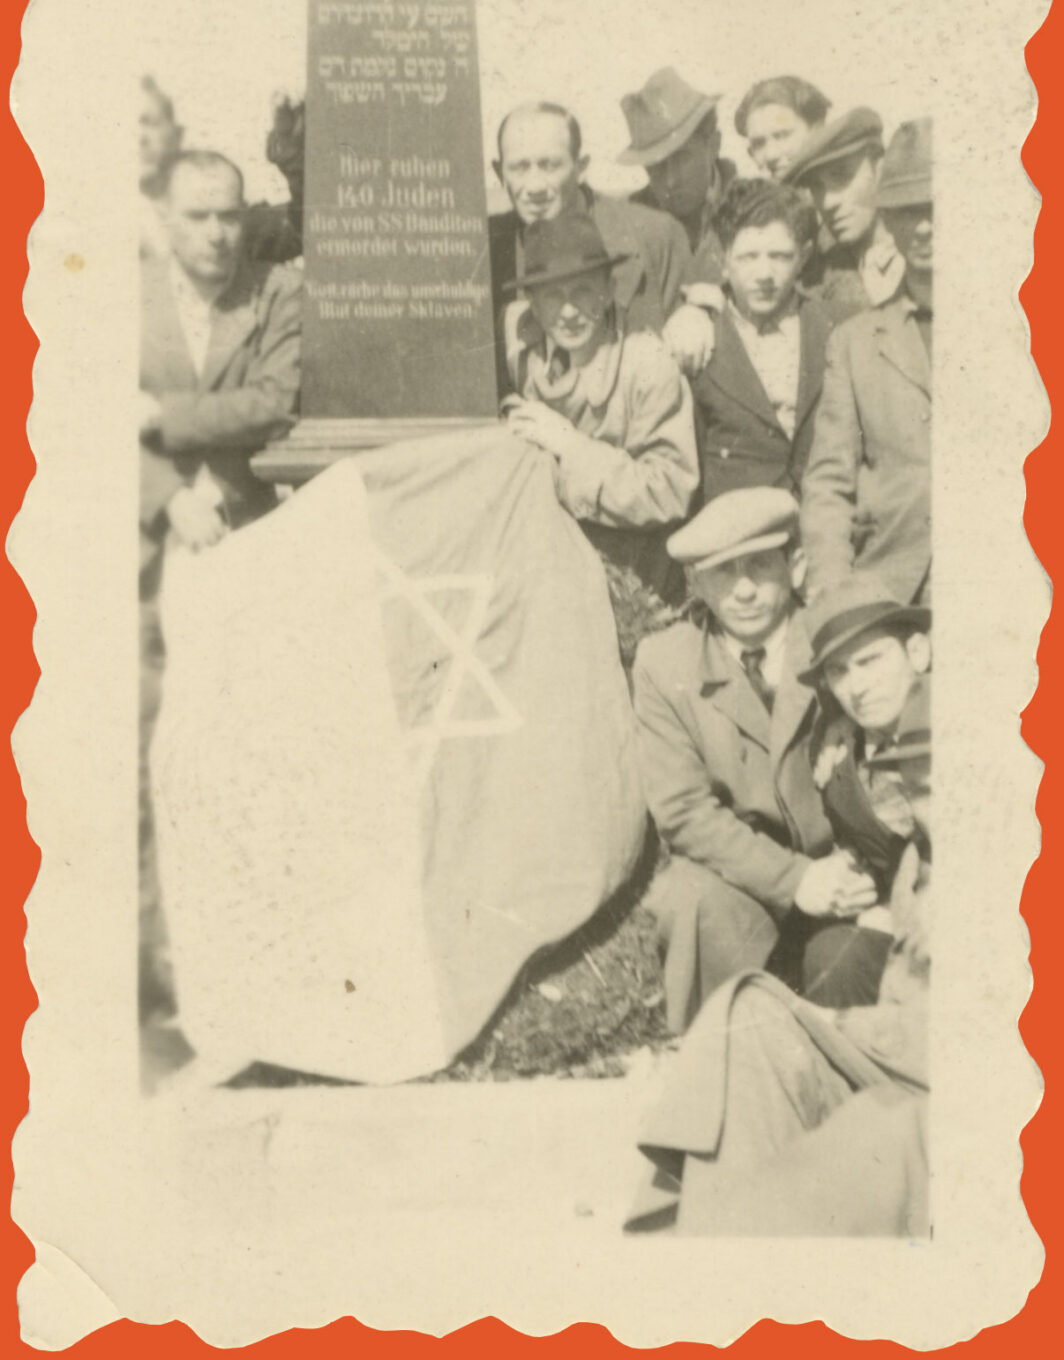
795, 850, 878, 918
663, 303, 717, 377
167, 488, 228, 552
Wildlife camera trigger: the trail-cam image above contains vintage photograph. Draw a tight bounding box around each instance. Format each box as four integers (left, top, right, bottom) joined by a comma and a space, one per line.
138, 0, 935, 1235
11, 0, 1046, 1344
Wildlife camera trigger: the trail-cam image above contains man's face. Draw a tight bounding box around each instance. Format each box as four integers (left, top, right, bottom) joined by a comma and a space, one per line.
645, 128, 720, 222
807, 149, 881, 246
823, 627, 928, 733
745, 103, 815, 179
140, 89, 182, 185
165, 164, 245, 286
495, 112, 586, 226
528, 268, 612, 357
881, 203, 933, 274
690, 546, 796, 646
724, 221, 806, 324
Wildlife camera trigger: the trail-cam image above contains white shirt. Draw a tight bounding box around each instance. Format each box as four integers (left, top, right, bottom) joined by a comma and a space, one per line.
169, 259, 226, 511
859, 218, 905, 308
728, 301, 801, 440
722, 613, 790, 695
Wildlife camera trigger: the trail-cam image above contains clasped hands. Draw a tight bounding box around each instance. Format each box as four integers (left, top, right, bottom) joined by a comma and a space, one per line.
795, 849, 879, 919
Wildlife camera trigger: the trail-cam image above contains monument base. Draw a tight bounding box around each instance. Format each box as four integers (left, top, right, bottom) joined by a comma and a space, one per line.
252, 417, 501, 485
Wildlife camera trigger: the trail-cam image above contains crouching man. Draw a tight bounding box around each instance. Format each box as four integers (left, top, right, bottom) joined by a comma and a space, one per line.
633, 488, 878, 1032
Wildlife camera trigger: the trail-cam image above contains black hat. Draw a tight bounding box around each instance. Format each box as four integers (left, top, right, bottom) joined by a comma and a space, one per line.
504, 214, 630, 292
799, 575, 931, 684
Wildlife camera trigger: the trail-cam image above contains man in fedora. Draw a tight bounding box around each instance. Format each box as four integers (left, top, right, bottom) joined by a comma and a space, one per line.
489, 101, 694, 398
621, 67, 737, 267
783, 107, 904, 323
795, 573, 932, 1001
632, 488, 879, 1032
502, 213, 698, 661
801, 119, 933, 605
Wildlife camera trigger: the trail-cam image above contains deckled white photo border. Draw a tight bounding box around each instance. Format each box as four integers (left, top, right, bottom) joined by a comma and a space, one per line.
10, 0, 1047, 1346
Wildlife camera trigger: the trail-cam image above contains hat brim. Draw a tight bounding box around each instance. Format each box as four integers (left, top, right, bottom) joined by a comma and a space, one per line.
877, 176, 932, 209
798, 604, 932, 685
784, 132, 883, 187
671, 528, 792, 571
617, 95, 718, 167
503, 251, 631, 293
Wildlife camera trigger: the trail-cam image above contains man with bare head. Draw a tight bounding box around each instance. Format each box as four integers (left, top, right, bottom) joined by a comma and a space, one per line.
489, 100, 693, 394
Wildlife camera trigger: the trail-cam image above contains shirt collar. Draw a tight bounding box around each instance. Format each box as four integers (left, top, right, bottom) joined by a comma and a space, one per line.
727, 294, 800, 337
700, 609, 795, 683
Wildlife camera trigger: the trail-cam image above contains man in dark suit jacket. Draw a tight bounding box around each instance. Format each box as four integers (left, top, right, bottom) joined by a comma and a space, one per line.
488, 102, 693, 396
139, 151, 301, 581
800, 120, 932, 604
138, 151, 301, 1021
691, 178, 832, 503
633, 489, 879, 1032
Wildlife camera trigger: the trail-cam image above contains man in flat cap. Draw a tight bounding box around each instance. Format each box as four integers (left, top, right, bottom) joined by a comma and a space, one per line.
801, 119, 933, 605
784, 107, 904, 324
489, 101, 694, 398
632, 488, 879, 1032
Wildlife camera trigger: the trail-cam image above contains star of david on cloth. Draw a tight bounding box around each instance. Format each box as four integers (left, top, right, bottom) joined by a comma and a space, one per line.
372, 547, 523, 792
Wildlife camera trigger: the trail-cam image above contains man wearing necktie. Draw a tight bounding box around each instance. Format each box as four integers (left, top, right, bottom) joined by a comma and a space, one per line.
633, 488, 878, 1032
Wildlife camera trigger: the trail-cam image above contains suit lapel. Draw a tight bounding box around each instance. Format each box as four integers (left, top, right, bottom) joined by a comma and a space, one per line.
769, 617, 816, 774
703, 307, 783, 432
793, 296, 831, 433
875, 299, 931, 397
701, 629, 772, 751
590, 193, 642, 313
200, 262, 260, 391
141, 257, 199, 392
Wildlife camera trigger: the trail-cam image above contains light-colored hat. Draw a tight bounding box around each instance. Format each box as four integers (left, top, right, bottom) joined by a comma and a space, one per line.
667, 488, 799, 570
782, 106, 883, 188
618, 67, 720, 168
877, 117, 932, 208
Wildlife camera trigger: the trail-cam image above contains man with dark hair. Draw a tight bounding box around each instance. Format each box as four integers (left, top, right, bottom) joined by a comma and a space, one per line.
140, 150, 301, 569
138, 148, 302, 1024
139, 77, 304, 265
488, 100, 694, 398
801, 119, 933, 604
690, 178, 832, 502
620, 68, 736, 264
734, 75, 831, 181
783, 107, 904, 323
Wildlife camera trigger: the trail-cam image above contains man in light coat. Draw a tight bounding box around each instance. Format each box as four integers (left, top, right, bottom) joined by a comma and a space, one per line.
800, 119, 932, 604
633, 489, 878, 1032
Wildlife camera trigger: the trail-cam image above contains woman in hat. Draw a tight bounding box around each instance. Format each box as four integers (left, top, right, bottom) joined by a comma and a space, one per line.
502, 213, 699, 665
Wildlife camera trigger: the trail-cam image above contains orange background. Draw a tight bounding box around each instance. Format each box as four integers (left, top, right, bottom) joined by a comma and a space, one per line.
0, 1, 1058, 1354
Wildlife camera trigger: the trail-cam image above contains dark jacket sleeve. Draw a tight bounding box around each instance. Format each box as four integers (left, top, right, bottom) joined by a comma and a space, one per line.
156, 267, 302, 455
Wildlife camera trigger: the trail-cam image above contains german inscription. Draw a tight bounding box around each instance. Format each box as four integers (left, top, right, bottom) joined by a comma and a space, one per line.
303, 0, 497, 419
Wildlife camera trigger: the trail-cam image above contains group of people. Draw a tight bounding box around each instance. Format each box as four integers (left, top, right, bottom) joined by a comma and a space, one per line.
139, 65, 933, 1234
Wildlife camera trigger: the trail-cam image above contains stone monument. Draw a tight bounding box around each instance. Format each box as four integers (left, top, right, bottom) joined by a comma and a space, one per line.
255, 0, 499, 482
